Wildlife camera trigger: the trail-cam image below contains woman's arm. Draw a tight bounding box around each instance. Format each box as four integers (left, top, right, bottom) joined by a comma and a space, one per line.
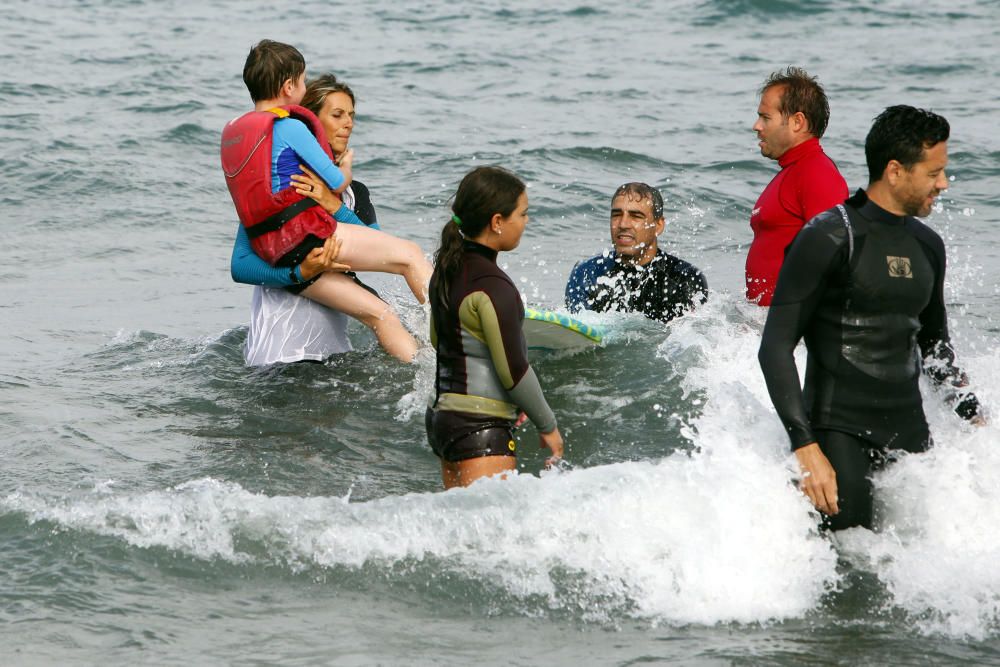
231, 225, 349, 286
350, 180, 379, 228
231, 224, 298, 286
292, 166, 380, 230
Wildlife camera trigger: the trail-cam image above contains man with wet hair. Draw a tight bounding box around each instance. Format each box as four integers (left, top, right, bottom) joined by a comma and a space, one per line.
747, 67, 848, 306
758, 105, 982, 532
565, 182, 707, 324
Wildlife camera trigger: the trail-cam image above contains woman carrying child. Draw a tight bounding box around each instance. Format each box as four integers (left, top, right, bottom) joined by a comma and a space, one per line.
223, 40, 430, 362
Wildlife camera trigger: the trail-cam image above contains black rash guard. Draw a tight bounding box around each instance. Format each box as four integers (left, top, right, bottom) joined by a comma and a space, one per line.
759, 189, 980, 453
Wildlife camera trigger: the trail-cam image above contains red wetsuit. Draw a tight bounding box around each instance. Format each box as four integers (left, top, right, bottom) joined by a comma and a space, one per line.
746, 137, 848, 306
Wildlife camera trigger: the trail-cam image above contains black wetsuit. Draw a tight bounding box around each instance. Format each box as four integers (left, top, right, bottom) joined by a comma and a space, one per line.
427, 241, 557, 462
564, 249, 708, 323
758, 189, 980, 530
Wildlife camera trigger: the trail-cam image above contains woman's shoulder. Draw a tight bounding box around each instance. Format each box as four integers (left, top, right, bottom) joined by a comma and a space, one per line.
349, 179, 378, 226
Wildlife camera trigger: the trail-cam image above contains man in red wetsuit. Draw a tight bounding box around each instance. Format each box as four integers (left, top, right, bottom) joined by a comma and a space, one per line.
746, 67, 848, 306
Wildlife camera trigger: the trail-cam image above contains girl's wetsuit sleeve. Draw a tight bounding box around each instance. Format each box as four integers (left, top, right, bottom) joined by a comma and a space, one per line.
230, 205, 370, 286
758, 222, 844, 450
472, 274, 557, 433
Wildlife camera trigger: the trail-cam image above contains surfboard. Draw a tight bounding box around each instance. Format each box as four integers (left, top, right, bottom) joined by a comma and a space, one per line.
522, 307, 604, 352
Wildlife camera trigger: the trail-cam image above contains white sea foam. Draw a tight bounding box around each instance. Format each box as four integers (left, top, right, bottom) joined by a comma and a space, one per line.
676, 294, 1000, 639
2, 451, 835, 626
7, 294, 998, 634
836, 355, 1000, 640
3, 295, 839, 626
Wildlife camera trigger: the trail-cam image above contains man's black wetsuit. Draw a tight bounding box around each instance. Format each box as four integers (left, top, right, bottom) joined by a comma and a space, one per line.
565, 249, 708, 323
758, 189, 980, 530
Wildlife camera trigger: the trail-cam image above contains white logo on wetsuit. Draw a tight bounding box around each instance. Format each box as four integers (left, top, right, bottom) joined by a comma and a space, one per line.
886, 256, 913, 279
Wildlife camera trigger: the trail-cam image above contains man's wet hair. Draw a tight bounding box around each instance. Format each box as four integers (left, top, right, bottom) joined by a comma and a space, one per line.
865, 105, 950, 183
242, 40, 305, 102
760, 67, 830, 139
612, 182, 664, 219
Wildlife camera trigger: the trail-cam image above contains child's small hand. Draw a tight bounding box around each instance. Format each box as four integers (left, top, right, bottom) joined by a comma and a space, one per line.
338, 148, 355, 172
336, 149, 354, 192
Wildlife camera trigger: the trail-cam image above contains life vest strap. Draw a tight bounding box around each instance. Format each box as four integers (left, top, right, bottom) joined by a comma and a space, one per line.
245, 197, 321, 239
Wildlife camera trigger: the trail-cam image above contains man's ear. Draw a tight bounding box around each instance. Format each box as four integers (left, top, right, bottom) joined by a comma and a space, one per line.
655, 217, 665, 235
789, 111, 808, 134
884, 159, 904, 186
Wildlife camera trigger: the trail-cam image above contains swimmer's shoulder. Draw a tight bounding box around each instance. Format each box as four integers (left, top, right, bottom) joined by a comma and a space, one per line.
571, 251, 615, 277
796, 206, 856, 251
905, 216, 946, 267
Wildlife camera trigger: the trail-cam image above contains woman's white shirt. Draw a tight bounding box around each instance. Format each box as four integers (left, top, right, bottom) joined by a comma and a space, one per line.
243, 185, 359, 366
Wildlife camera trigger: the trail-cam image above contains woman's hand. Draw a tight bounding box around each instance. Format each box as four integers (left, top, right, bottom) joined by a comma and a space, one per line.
539, 427, 564, 467
292, 165, 342, 214
297, 234, 350, 281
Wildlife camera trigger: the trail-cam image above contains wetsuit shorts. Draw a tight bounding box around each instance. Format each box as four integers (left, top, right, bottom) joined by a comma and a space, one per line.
425, 408, 517, 462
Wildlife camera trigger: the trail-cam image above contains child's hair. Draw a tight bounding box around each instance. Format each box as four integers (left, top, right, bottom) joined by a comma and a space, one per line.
434, 166, 525, 309
301, 73, 356, 115
242, 40, 305, 102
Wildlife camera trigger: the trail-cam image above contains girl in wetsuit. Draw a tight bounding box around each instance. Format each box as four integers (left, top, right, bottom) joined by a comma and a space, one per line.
427, 167, 564, 488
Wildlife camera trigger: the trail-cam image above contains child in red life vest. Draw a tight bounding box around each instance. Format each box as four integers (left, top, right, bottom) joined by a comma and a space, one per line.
221, 40, 431, 362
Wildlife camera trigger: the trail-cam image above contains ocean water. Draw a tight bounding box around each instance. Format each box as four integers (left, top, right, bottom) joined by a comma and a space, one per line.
2, 0, 1000, 664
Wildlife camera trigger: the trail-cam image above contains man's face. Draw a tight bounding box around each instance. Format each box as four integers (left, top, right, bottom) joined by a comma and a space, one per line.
895, 141, 949, 217
610, 193, 664, 264
753, 85, 795, 160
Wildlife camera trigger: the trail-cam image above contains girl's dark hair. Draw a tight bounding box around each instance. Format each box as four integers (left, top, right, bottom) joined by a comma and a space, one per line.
433, 166, 525, 309
301, 73, 356, 116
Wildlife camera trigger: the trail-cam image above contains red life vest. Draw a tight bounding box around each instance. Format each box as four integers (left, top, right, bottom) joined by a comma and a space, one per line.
221, 105, 338, 265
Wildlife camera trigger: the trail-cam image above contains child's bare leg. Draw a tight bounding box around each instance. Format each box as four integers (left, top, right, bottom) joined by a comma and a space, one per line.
300, 272, 418, 362
334, 225, 433, 303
